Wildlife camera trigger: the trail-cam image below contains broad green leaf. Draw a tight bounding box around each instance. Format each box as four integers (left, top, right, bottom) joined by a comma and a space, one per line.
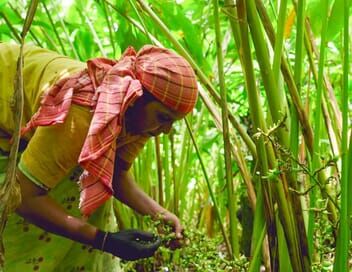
0, 0, 8, 9
152, 2, 211, 74
74, 29, 94, 60
327, 0, 344, 41
306, 0, 330, 35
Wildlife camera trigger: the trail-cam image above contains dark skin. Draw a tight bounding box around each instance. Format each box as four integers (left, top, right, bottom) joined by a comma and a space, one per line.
16, 91, 186, 249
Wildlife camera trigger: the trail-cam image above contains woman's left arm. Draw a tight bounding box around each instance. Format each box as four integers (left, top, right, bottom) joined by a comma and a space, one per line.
113, 163, 183, 239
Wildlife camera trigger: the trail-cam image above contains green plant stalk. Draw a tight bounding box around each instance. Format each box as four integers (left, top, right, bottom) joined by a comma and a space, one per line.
230, 133, 257, 210
298, 23, 339, 226
321, 99, 339, 157
186, 106, 212, 224
52, 2, 79, 59
99, 0, 116, 57
348, 130, 352, 233
77, 9, 106, 57
301, 11, 343, 136
235, 1, 279, 269
0, 11, 21, 42
135, 141, 155, 205
333, 0, 350, 270
0, 37, 24, 270
255, 0, 314, 151
292, 0, 305, 229
39, 26, 60, 52
255, 0, 313, 242
246, 0, 289, 146
255, 3, 338, 227
162, 135, 171, 209
272, 0, 287, 80
276, 212, 293, 272
145, 141, 155, 194
292, 0, 305, 164
284, 1, 338, 227
303, 25, 342, 155
112, 200, 127, 230
185, 119, 233, 258
178, 145, 193, 219
175, 123, 191, 219
134, 0, 257, 159
244, 1, 311, 270
308, 0, 329, 258
41, 1, 67, 55
248, 222, 266, 272
169, 133, 178, 216
104, 1, 162, 47
154, 136, 163, 206
8, 3, 42, 47
0, 1, 39, 268
213, 0, 238, 258
300, 9, 342, 148
223, 1, 258, 212
244, 12, 310, 264
250, 174, 271, 271
128, 0, 153, 45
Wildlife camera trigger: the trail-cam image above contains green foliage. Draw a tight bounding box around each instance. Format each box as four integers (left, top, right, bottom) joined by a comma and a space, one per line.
122, 216, 247, 271
0, 0, 350, 270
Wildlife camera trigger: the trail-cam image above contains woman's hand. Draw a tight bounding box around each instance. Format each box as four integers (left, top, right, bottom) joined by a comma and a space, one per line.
156, 210, 187, 250
113, 167, 186, 249
159, 210, 183, 239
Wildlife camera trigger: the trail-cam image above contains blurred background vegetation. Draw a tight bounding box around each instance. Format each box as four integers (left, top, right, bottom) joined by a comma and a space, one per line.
0, 0, 351, 271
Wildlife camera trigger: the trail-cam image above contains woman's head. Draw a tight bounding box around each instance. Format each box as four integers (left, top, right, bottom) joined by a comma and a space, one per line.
125, 45, 198, 136
135, 45, 198, 114
125, 90, 185, 136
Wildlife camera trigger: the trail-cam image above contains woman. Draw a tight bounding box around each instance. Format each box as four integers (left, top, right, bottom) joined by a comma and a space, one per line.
0, 42, 198, 271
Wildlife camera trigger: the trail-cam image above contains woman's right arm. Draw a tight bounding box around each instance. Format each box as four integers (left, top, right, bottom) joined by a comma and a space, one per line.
15, 168, 98, 246
15, 168, 161, 260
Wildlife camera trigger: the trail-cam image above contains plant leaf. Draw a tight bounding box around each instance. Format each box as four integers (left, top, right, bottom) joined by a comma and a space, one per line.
327, 0, 344, 41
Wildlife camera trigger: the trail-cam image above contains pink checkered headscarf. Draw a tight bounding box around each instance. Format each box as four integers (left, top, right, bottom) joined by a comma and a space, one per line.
136, 45, 198, 113
21, 45, 198, 216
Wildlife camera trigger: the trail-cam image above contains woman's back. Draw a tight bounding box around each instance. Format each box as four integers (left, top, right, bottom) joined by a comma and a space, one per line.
0, 42, 86, 140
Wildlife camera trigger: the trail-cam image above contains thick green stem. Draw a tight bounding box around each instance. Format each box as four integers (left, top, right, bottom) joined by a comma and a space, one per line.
245, 0, 311, 270
0, 1, 39, 268
272, 0, 287, 80
128, 0, 153, 45
99, 0, 116, 57
291, 0, 305, 166
333, 0, 350, 270
308, 0, 329, 257
236, 1, 278, 269
41, 1, 67, 55
154, 137, 163, 206
213, 0, 238, 257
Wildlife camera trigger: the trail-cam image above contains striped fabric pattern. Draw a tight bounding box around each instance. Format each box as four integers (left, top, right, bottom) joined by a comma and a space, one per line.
136, 46, 198, 114
21, 45, 198, 216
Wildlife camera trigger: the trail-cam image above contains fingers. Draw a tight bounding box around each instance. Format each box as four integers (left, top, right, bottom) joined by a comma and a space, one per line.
174, 220, 183, 239
162, 212, 184, 239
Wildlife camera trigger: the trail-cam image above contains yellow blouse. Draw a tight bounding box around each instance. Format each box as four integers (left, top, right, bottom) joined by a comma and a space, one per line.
0, 42, 148, 189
